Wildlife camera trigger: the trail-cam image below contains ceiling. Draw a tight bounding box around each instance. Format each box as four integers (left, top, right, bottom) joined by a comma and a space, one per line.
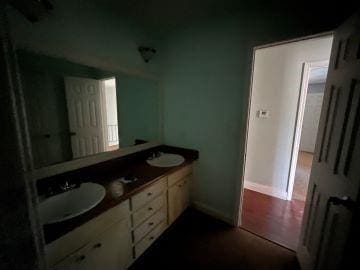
97, 0, 358, 38
13, 0, 358, 41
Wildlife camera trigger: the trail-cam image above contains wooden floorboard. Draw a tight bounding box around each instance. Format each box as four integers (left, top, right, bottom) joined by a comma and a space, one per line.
241, 189, 305, 250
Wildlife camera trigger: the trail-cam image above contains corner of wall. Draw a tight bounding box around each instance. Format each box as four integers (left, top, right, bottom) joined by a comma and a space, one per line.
191, 201, 235, 226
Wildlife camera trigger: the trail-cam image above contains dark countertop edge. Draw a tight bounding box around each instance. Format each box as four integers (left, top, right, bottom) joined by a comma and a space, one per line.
118, 160, 194, 198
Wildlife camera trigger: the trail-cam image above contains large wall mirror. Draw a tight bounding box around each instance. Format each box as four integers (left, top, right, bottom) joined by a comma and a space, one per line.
17, 50, 162, 169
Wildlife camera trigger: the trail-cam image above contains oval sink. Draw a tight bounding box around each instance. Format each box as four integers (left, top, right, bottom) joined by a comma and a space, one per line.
146, 153, 185, 167
38, 182, 105, 225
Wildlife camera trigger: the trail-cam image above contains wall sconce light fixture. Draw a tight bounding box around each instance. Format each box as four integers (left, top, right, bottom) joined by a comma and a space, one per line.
11, 0, 53, 23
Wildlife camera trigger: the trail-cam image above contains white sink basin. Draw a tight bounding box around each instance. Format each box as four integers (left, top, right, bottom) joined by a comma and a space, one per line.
146, 153, 185, 167
38, 182, 105, 225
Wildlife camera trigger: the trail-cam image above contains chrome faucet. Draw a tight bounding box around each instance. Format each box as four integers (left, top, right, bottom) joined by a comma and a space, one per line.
148, 151, 162, 160
60, 180, 77, 191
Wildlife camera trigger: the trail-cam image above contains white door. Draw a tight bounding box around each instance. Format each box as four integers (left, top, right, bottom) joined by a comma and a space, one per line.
297, 13, 360, 269
65, 77, 105, 158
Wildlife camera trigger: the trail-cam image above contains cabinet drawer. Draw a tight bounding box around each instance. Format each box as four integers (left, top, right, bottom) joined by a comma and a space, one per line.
168, 165, 192, 187
133, 207, 166, 243
131, 178, 167, 211
134, 221, 167, 258
46, 200, 130, 267
132, 193, 166, 227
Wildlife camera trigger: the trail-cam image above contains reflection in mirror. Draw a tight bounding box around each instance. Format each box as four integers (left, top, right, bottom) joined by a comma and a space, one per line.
102, 78, 119, 151
18, 50, 161, 168
65, 76, 119, 158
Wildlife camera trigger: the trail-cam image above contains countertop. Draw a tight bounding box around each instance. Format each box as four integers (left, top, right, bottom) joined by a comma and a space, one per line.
42, 145, 198, 244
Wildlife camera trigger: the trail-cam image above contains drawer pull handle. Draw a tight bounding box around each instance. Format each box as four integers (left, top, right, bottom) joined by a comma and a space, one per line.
149, 236, 154, 241
76, 255, 86, 262
93, 243, 102, 249
148, 207, 153, 211
147, 192, 153, 196
148, 222, 154, 226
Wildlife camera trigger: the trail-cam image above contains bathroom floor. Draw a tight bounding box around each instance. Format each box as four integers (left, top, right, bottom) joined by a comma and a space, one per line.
241, 151, 312, 250
130, 209, 300, 270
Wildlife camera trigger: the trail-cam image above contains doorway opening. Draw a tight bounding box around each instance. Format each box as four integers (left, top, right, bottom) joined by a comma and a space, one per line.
239, 35, 333, 250
291, 65, 329, 202
101, 78, 119, 151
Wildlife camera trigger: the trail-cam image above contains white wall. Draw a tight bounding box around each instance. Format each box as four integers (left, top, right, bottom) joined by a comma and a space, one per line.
104, 81, 118, 126
300, 83, 325, 153
244, 36, 333, 199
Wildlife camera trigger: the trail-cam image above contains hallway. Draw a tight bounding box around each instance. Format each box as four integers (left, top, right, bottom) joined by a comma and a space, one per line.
293, 151, 313, 201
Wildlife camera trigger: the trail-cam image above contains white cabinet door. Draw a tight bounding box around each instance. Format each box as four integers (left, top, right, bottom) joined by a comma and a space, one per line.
168, 176, 190, 224
52, 218, 132, 270
85, 218, 133, 270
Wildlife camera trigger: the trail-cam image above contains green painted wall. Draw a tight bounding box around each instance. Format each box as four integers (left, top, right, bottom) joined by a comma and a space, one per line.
116, 75, 161, 147
159, 17, 332, 221
160, 20, 246, 220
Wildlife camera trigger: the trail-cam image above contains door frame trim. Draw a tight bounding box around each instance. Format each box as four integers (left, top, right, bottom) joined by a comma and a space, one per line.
234, 31, 334, 227
286, 60, 329, 201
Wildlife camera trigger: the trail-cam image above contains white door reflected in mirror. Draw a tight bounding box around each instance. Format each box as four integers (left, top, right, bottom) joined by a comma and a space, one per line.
65, 77, 119, 159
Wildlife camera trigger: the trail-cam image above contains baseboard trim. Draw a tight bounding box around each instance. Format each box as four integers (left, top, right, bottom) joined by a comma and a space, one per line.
244, 181, 288, 200
292, 192, 306, 202
191, 201, 234, 225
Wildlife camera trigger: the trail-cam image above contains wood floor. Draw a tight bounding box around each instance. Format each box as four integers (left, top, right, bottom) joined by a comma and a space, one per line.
130, 209, 300, 270
293, 151, 313, 201
241, 189, 305, 250
241, 151, 312, 250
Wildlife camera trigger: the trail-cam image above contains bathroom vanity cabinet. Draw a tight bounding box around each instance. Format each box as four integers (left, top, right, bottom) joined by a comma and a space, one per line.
130, 177, 168, 259
52, 218, 133, 270
48, 164, 193, 270
48, 200, 133, 270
